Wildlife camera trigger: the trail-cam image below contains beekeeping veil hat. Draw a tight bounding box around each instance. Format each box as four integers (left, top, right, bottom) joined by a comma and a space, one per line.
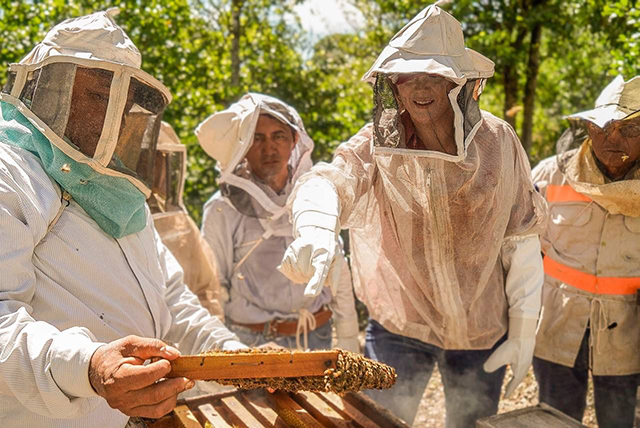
148, 121, 225, 318
149, 121, 186, 214
1, 9, 171, 197
556, 75, 640, 216
196, 93, 313, 238
568, 75, 640, 128
363, 5, 494, 162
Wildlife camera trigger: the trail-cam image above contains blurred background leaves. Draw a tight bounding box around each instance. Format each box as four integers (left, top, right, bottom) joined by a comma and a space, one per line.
1, 0, 638, 222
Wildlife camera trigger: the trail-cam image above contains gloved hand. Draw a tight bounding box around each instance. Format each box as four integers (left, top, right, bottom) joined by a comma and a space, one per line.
483, 317, 537, 398
336, 336, 360, 353
279, 177, 342, 297
279, 225, 342, 297
484, 235, 543, 398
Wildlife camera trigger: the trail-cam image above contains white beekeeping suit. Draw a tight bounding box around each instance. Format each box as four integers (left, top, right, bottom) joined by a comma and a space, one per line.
0, 10, 242, 428
281, 4, 548, 398
197, 93, 360, 352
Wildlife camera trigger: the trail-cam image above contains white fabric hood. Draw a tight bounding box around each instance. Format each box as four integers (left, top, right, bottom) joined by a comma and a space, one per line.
366, 5, 495, 162
362, 5, 494, 84
196, 93, 314, 235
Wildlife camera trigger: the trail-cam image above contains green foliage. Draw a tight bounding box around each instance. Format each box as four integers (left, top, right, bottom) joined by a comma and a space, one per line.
2, 0, 640, 223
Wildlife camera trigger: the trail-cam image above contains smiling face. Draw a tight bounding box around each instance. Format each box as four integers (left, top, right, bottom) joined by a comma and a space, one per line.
395, 73, 457, 128
245, 114, 297, 190
587, 116, 640, 172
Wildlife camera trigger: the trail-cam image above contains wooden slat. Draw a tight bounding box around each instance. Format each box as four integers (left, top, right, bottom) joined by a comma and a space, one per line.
173, 405, 202, 428
271, 391, 324, 428
144, 415, 175, 428
318, 392, 381, 428
197, 403, 233, 427
219, 395, 265, 427
292, 392, 353, 428
168, 351, 337, 380
241, 390, 290, 428
342, 392, 409, 428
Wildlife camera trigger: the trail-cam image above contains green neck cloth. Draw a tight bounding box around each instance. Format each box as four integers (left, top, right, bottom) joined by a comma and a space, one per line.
0, 100, 147, 238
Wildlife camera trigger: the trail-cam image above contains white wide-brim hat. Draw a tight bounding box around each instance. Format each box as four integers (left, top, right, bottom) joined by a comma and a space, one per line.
568, 75, 640, 127
362, 5, 494, 83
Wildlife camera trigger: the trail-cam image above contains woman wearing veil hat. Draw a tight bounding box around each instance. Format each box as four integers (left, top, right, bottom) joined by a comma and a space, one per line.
280, 5, 548, 426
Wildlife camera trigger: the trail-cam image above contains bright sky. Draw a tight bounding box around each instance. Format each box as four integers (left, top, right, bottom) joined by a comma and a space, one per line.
293, 0, 365, 38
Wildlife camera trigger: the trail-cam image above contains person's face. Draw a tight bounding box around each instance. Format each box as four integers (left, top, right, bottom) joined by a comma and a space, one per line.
394, 73, 457, 126
245, 114, 297, 181
587, 116, 640, 170
65, 67, 113, 156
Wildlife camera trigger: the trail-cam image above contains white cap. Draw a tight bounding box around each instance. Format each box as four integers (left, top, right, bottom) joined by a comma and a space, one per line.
19, 9, 141, 69
362, 5, 494, 83
568, 75, 640, 127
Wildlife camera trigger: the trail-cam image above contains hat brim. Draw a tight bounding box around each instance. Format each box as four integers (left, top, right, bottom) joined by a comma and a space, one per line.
362, 46, 494, 83
567, 104, 637, 128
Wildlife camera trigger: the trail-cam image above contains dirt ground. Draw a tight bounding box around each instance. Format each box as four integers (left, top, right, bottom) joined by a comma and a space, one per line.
413, 366, 597, 427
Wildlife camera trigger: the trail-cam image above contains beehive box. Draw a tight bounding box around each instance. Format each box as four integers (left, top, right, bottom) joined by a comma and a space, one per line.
146, 389, 410, 428
476, 403, 586, 428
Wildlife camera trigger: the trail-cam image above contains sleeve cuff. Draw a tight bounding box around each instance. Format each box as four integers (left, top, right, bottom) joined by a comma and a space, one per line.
507, 316, 538, 339
49, 329, 104, 399
294, 211, 339, 235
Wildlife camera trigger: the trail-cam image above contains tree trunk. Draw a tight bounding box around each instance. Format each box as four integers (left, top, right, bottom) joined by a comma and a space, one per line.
502, 27, 528, 130
230, 0, 243, 87
521, 22, 543, 155
502, 63, 519, 129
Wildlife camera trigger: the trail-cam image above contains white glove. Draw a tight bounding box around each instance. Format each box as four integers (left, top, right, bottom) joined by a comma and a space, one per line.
336, 336, 360, 353
483, 317, 536, 398
279, 225, 342, 297
279, 178, 342, 297
484, 235, 543, 398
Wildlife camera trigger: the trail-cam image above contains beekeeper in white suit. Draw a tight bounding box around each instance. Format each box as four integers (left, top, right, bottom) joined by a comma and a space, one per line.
280, 5, 548, 426
197, 93, 359, 352
0, 10, 245, 428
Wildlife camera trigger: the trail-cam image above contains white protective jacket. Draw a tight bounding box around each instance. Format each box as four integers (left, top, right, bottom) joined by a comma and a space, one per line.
0, 142, 242, 428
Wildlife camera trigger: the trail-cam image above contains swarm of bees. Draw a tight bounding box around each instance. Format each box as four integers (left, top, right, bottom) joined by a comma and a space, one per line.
204, 348, 397, 394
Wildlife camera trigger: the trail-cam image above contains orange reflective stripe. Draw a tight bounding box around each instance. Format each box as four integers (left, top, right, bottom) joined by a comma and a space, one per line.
544, 256, 640, 295
546, 184, 591, 203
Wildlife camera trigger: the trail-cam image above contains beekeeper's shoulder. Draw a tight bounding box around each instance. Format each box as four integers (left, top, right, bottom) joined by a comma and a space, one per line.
203, 189, 238, 218
478, 110, 519, 140
0, 142, 62, 235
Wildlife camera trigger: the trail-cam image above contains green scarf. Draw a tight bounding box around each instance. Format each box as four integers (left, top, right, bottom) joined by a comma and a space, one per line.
0, 100, 147, 238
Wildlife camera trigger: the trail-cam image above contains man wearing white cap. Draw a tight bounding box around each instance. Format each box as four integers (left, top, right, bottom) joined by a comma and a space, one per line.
196, 93, 359, 352
279, 5, 548, 426
532, 75, 640, 427
0, 11, 245, 427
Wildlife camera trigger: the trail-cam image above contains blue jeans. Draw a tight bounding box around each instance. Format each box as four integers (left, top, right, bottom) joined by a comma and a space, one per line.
227, 319, 333, 350
364, 319, 506, 427
533, 329, 640, 428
